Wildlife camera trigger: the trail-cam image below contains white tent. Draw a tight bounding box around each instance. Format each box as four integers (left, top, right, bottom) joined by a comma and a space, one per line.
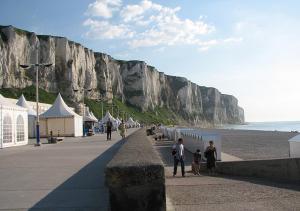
116, 117, 122, 124
39, 93, 83, 137
83, 107, 98, 134
135, 121, 140, 128
84, 107, 98, 122
289, 134, 300, 158
100, 111, 118, 129
126, 117, 136, 128
16, 94, 37, 138
0, 94, 28, 148
90, 111, 98, 122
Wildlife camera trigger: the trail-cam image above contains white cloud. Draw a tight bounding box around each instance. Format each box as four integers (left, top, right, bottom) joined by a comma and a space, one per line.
86, 0, 122, 18
83, 19, 134, 39
124, 1, 215, 48
120, 0, 162, 22
83, 0, 240, 50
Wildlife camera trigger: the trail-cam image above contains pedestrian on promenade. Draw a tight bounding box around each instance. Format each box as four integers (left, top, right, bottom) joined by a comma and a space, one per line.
100, 123, 104, 134
192, 149, 201, 175
172, 138, 185, 177
119, 119, 126, 139
106, 119, 112, 140
205, 140, 217, 175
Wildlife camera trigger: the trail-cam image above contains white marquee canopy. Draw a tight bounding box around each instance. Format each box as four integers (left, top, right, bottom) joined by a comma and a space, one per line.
126, 117, 136, 127
0, 94, 28, 148
100, 111, 119, 128
84, 107, 98, 122
16, 94, 37, 138
39, 93, 83, 137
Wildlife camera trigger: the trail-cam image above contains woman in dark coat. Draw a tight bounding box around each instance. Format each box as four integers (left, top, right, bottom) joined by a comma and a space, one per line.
205, 140, 217, 175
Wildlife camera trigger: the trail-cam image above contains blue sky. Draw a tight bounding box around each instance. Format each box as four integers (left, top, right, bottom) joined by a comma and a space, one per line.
1, 0, 300, 122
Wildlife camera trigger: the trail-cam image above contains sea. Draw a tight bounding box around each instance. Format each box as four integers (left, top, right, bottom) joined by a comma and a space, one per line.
220, 121, 300, 132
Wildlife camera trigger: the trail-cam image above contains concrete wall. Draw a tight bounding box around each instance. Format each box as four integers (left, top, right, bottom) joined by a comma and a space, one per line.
215, 158, 300, 182
105, 129, 166, 211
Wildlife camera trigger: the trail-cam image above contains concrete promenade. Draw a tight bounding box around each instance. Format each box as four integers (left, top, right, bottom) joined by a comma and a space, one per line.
0, 128, 138, 210
154, 139, 300, 211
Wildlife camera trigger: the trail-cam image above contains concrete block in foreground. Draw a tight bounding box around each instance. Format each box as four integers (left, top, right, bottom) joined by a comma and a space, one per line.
106, 129, 166, 211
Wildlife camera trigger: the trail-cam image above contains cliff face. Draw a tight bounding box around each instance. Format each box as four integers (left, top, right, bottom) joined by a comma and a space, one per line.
0, 25, 244, 124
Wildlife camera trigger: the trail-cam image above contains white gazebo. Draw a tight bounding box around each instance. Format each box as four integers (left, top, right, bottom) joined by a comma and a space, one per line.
16, 94, 37, 138
135, 121, 140, 128
90, 111, 98, 122
84, 107, 98, 134
289, 134, 300, 158
39, 93, 83, 137
116, 117, 122, 124
84, 107, 98, 122
0, 94, 28, 148
126, 117, 136, 128
100, 111, 118, 129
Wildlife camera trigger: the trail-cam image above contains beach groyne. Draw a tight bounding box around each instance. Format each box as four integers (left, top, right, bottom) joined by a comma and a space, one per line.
215, 158, 300, 182
105, 129, 166, 211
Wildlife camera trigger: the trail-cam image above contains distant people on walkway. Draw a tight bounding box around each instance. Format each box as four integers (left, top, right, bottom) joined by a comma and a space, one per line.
119, 119, 126, 139
192, 149, 201, 175
106, 119, 113, 140
205, 140, 217, 175
172, 138, 185, 177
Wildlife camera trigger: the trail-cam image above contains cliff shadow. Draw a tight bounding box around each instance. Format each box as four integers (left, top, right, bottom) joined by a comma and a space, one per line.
29, 140, 125, 210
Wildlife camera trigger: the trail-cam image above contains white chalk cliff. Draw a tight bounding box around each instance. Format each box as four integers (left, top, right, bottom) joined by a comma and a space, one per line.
0, 25, 244, 124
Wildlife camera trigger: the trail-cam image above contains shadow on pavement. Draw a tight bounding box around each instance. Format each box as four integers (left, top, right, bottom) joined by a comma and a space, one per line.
29, 140, 125, 210
217, 174, 300, 192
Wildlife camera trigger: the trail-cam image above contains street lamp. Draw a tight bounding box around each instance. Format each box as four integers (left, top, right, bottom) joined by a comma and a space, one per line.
73, 87, 92, 137
19, 63, 53, 146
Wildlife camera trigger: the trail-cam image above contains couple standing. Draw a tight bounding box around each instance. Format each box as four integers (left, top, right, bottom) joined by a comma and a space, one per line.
172, 138, 217, 177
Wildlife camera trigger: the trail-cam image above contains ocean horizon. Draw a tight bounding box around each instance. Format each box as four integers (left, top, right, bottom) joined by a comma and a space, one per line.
220, 121, 300, 132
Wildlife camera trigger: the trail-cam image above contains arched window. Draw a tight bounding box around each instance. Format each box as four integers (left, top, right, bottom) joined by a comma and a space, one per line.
3, 115, 12, 143
17, 115, 25, 142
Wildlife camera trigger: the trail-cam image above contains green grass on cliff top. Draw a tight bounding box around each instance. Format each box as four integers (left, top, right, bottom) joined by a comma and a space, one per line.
0, 86, 179, 125
85, 98, 179, 125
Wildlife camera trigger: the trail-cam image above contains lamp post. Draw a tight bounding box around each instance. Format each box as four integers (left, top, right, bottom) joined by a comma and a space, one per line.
73, 88, 92, 137
19, 63, 52, 146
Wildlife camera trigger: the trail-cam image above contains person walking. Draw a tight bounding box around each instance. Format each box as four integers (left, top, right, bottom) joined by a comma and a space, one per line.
106, 119, 112, 140
172, 138, 185, 177
192, 149, 201, 175
205, 140, 217, 175
119, 119, 126, 139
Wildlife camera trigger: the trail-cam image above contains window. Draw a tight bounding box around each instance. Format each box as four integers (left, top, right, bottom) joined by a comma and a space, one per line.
17, 115, 25, 142
3, 115, 12, 143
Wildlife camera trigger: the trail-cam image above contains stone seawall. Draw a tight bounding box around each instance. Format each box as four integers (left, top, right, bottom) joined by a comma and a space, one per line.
105, 129, 166, 211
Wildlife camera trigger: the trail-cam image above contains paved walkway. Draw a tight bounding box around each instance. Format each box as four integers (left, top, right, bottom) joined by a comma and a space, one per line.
0, 128, 138, 210
154, 139, 300, 211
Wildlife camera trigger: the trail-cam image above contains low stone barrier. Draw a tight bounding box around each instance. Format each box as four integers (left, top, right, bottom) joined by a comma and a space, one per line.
105, 129, 166, 211
216, 157, 300, 182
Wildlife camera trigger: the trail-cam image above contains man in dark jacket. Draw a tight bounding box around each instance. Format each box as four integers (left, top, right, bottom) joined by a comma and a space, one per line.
106, 119, 113, 140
